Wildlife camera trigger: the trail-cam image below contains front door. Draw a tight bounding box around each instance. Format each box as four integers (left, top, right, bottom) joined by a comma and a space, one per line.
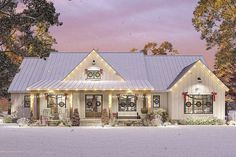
85, 95, 103, 118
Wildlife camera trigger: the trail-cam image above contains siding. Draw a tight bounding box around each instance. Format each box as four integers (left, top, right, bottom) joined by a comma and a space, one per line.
168, 62, 226, 120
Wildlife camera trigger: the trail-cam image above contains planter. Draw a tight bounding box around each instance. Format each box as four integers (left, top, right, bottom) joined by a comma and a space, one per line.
48, 120, 60, 126
141, 108, 148, 114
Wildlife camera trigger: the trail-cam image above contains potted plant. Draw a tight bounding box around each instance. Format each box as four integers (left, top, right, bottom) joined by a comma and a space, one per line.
141, 94, 148, 114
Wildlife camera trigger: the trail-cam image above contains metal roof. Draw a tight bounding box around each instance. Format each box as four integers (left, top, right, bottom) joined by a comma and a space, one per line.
27, 80, 154, 91
8, 58, 46, 93
145, 55, 205, 91
8, 51, 207, 93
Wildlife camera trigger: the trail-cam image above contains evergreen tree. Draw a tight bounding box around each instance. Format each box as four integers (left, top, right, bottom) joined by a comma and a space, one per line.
101, 109, 109, 125
71, 108, 80, 126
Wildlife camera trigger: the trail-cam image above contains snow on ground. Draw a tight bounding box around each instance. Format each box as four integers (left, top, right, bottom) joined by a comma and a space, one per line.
0, 126, 236, 157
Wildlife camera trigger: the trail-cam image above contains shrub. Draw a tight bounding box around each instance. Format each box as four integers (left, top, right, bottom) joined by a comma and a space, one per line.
17, 118, 30, 127
180, 117, 225, 125
227, 120, 236, 126
3, 115, 13, 123
101, 109, 109, 125
71, 108, 80, 126
109, 113, 117, 127
156, 108, 169, 122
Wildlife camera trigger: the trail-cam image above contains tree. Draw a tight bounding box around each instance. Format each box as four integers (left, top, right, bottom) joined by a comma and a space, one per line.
0, 0, 62, 97
71, 108, 80, 126
101, 108, 109, 125
192, 0, 236, 102
131, 41, 178, 55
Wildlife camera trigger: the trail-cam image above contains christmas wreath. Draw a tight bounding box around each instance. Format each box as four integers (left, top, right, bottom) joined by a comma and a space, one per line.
95, 71, 101, 78
185, 101, 192, 107
119, 102, 126, 107
96, 101, 101, 106
195, 101, 202, 107
86, 101, 93, 107
87, 71, 93, 78
129, 102, 136, 107
205, 102, 212, 107
154, 98, 159, 104
58, 101, 65, 107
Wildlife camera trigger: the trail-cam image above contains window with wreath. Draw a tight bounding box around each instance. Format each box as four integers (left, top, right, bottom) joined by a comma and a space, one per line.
24, 95, 30, 108
118, 95, 137, 112
85, 60, 103, 80
153, 95, 160, 108
184, 94, 213, 114
47, 94, 66, 108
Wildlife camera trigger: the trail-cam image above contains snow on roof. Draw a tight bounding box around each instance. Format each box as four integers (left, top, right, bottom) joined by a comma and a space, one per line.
8, 52, 206, 93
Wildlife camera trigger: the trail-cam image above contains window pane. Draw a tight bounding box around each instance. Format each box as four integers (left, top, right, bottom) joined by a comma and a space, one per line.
153, 95, 160, 108
184, 94, 213, 114
118, 95, 136, 112
24, 95, 30, 108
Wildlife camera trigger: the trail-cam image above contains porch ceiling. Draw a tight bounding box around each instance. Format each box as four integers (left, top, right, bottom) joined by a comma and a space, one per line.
27, 80, 154, 91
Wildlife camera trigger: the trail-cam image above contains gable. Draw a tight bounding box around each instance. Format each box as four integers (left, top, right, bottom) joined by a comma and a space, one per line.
169, 60, 229, 92
63, 50, 124, 81
145, 55, 205, 91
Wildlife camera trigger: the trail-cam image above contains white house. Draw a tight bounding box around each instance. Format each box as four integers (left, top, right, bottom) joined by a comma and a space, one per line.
8, 50, 228, 123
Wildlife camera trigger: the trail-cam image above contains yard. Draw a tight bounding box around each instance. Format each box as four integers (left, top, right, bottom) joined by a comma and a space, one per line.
0, 126, 235, 157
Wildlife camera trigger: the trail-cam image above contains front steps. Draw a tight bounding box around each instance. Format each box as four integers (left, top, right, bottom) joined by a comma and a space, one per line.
80, 118, 102, 126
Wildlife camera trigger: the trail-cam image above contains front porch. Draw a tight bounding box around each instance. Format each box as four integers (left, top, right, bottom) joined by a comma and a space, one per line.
29, 90, 153, 125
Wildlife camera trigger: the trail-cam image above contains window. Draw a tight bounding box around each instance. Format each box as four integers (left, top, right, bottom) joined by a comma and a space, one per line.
24, 95, 30, 108
86, 70, 101, 80
153, 95, 160, 108
184, 94, 213, 114
47, 94, 66, 108
118, 95, 137, 112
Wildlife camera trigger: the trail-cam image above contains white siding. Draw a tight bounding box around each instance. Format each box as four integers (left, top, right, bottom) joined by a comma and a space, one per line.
11, 93, 30, 118
168, 63, 226, 120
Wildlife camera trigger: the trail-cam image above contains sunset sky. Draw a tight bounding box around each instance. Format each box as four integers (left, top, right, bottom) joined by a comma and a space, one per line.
50, 0, 216, 69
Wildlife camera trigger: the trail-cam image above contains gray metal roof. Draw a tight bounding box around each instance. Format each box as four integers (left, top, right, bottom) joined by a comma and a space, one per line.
8, 58, 46, 93
27, 80, 154, 91
8, 52, 206, 93
145, 55, 205, 91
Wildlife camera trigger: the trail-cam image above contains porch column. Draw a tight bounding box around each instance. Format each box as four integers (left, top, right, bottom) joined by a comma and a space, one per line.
108, 93, 112, 116
147, 94, 152, 113
69, 93, 73, 118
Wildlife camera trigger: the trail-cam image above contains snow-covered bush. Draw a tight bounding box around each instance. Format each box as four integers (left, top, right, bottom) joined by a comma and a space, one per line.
180, 117, 225, 125
155, 108, 169, 122
17, 118, 30, 127
150, 115, 162, 126
227, 120, 236, 126
163, 122, 172, 126
3, 115, 13, 123
143, 109, 169, 126
61, 119, 72, 127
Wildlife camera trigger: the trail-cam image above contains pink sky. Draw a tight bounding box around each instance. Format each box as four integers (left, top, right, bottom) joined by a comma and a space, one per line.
50, 0, 216, 69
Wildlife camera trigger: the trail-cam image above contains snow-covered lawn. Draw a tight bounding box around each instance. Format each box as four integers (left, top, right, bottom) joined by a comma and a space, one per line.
0, 126, 236, 157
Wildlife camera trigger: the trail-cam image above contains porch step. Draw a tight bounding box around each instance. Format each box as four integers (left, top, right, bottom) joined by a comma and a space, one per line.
80, 119, 102, 126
